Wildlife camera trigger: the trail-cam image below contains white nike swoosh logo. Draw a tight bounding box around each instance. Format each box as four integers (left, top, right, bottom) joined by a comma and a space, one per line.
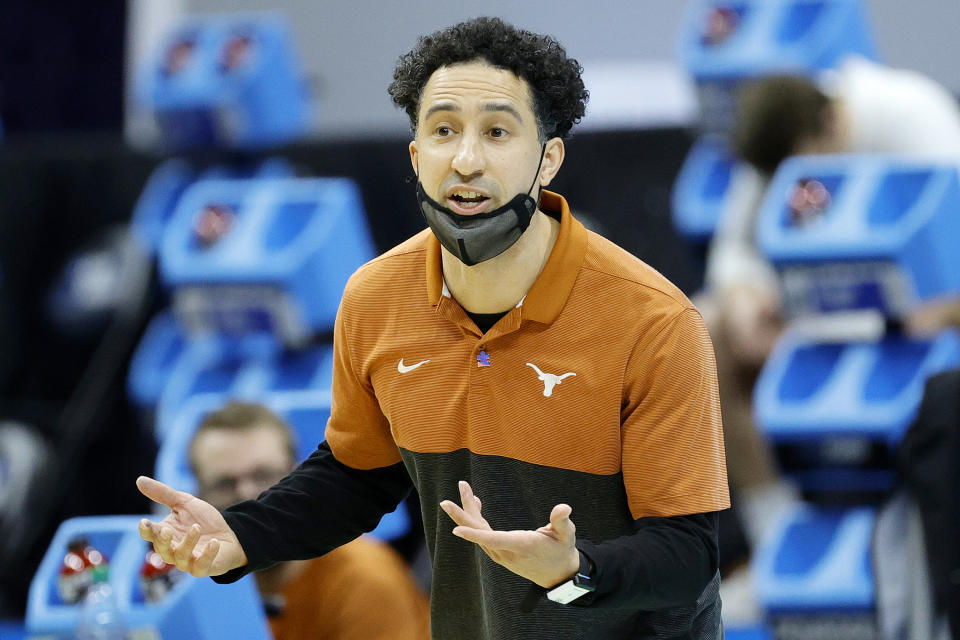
398, 358, 430, 373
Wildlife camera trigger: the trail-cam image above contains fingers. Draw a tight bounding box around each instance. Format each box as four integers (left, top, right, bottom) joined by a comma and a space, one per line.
439, 499, 467, 524
549, 503, 574, 535
137, 520, 180, 567
136, 476, 187, 509
439, 480, 488, 529
138, 518, 157, 544
138, 518, 171, 550
458, 481, 483, 519
170, 524, 201, 571
138, 519, 220, 577
150, 526, 175, 565
192, 538, 221, 576
453, 526, 529, 550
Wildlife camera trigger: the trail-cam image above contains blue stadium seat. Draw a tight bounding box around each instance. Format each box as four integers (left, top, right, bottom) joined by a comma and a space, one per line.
159, 176, 375, 346
672, 0, 878, 242
153, 339, 333, 457
678, 0, 878, 132
128, 310, 189, 416
753, 156, 960, 493
725, 626, 774, 640
671, 136, 738, 242
152, 338, 410, 542
753, 330, 960, 492
757, 155, 960, 318
752, 504, 877, 636
28, 516, 268, 639
130, 158, 294, 255
135, 12, 310, 149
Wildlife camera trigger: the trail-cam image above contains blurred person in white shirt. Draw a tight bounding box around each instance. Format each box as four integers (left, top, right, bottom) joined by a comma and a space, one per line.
704, 56, 960, 547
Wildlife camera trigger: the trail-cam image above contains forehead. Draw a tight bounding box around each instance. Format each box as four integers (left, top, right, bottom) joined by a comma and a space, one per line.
419, 61, 534, 120
192, 426, 289, 477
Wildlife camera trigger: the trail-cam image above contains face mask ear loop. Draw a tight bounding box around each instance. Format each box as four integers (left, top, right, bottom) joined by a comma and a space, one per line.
527, 144, 547, 206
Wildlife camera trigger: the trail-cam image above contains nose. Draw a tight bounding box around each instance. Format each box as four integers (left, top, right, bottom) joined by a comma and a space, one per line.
451, 132, 485, 177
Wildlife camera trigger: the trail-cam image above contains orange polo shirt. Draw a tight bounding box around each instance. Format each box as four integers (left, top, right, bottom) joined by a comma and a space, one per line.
324, 190, 728, 638
326, 190, 727, 519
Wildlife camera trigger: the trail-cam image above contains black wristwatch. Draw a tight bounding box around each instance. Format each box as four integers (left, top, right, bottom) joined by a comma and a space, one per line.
546, 550, 596, 604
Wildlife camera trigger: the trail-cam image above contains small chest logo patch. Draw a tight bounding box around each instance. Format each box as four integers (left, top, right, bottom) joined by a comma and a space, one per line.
398, 358, 430, 373
526, 362, 576, 397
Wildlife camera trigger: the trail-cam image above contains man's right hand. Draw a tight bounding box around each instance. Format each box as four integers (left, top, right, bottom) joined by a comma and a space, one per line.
136, 476, 248, 577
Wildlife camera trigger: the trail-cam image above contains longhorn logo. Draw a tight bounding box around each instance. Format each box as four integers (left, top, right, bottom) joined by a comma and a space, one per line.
525, 363, 576, 397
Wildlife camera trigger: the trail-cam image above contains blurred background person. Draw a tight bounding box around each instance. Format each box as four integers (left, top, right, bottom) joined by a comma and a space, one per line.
189, 402, 429, 640
882, 366, 960, 639
703, 55, 960, 550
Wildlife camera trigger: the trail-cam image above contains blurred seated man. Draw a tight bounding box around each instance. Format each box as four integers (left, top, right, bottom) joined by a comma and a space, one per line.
704, 56, 960, 546
189, 402, 430, 640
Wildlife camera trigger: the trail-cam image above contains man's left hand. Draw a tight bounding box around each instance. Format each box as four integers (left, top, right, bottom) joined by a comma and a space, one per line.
440, 480, 580, 588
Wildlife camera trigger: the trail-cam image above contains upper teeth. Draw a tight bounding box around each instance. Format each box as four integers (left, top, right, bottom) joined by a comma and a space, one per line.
453, 191, 484, 199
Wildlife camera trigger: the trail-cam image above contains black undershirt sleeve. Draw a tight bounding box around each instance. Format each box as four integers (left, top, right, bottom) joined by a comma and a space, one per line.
214, 435, 719, 611
574, 511, 720, 610
212, 441, 412, 584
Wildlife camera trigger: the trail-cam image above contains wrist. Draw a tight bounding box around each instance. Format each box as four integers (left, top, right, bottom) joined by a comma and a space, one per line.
542, 548, 582, 588
563, 547, 580, 582
546, 550, 596, 605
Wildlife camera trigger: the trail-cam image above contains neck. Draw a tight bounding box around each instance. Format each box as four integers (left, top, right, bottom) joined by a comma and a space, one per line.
442, 208, 560, 313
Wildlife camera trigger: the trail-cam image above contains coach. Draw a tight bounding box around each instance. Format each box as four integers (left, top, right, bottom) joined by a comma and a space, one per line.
138, 17, 729, 639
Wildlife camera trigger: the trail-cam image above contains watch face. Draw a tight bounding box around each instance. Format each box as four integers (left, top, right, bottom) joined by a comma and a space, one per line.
546, 580, 592, 605
573, 570, 596, 591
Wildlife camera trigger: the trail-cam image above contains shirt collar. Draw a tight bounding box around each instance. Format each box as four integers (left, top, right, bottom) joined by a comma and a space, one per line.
426, 190, 588, 324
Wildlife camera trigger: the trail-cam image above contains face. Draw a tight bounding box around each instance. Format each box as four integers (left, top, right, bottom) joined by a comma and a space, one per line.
409, 61, 564, 216
192, 426, 293, 511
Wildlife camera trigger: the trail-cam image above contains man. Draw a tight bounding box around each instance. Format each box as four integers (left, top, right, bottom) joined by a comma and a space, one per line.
138, 18, 729, 639
188, 402, 429, 640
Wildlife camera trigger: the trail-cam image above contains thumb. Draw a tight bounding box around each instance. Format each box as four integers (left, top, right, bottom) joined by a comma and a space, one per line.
137, 476, 186, 509
549, 503, 575, 539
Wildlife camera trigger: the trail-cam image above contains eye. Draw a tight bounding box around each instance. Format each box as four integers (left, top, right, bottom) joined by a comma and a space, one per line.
489, 127, 507, 138
436, 126, 452, 137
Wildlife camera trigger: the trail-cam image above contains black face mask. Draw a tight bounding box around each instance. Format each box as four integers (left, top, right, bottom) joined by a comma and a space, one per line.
416, 145, 546, 266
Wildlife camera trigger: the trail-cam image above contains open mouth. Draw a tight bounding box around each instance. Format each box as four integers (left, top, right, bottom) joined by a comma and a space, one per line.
447, 190, 491, 214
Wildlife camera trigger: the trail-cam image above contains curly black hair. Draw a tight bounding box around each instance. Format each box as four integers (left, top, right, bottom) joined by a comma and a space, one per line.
388, 17, 588, 140
732, 75, 832, 174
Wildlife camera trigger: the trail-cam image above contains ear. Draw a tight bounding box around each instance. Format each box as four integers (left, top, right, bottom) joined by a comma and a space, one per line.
408, 140, 419, 177
537, 138, 565, 187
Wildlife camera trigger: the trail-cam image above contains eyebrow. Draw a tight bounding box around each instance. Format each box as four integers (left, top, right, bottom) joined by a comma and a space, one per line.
422, 102, 524, 123
484, 103, 524, 123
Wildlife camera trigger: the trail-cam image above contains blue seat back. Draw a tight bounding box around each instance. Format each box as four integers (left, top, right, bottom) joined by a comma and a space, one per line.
678, 0, 878, 133
135, 12, 309, 149
752, 504, 876, 617
159, 176, 375, 346
672, 0, 879, 241
152, 338, 410, 542
671, 136, 739, 242
757, 155, 960, 317
27, 516, 269, 639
